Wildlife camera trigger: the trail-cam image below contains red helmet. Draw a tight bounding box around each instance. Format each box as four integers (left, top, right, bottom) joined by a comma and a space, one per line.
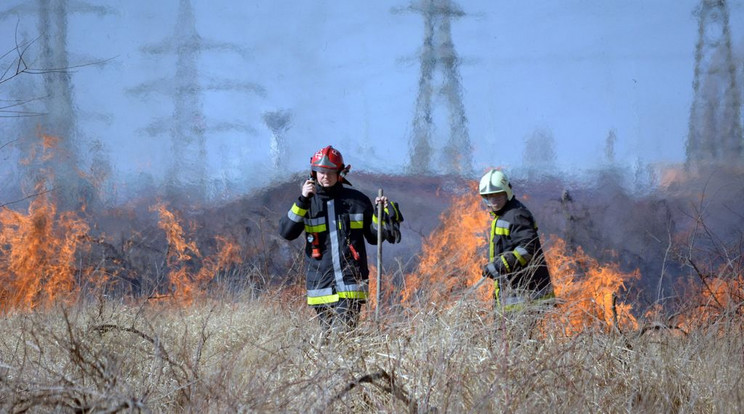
310, 145, 351, 184
310, 145, 344, 173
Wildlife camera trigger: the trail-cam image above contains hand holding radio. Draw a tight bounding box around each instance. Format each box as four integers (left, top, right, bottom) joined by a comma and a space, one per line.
302, 175, 316, 198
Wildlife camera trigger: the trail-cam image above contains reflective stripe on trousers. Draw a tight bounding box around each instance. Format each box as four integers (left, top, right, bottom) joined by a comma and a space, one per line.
494, 279, 555, 312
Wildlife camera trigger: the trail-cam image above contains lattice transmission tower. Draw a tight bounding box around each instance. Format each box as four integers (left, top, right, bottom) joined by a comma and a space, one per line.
1, 0, 114, 209
399, 0, 472, 176
687, 0, 743, 166
128, 0, 264, 202
263, 110, 292, 172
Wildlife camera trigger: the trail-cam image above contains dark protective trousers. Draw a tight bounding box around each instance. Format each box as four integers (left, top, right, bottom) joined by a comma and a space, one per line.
313, 298, 363, 334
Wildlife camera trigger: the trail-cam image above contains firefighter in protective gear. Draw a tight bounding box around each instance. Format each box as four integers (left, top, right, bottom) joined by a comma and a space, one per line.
479, 169, 554, 313
279, 145, 403, 333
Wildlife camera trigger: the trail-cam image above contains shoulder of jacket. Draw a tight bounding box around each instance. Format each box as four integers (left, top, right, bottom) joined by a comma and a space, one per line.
341, 187, 372, 201
502, 201, 533, 221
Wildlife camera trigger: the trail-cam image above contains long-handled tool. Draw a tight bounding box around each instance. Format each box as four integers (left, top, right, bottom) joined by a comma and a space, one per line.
376, 188, 383, 322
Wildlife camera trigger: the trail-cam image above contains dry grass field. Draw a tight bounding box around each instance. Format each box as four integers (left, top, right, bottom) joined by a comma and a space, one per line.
1, 290, 742, 413
1, 168, 742, 412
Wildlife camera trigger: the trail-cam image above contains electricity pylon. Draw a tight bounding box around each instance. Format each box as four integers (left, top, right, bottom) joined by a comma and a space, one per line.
687, 0, 742, 166
1, 0, 113, 209
263, 110, 292, 172
399, 0, 472, 176
128, 0, 264, 202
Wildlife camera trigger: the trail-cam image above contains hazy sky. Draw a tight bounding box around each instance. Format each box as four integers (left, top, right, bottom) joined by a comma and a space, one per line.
4, 0, 744, 192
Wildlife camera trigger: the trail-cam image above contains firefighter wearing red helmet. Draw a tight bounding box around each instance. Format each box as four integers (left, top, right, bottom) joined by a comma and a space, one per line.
279, 145, 403, 335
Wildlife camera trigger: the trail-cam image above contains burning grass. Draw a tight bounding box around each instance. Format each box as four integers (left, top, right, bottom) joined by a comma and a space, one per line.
1, 145, 743, 410
0, 182, 90, 311
2, 187, 737, 411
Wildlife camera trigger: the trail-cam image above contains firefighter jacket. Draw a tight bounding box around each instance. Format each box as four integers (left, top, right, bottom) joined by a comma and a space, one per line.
279, 182, 397, 306
486, 197, 553, 303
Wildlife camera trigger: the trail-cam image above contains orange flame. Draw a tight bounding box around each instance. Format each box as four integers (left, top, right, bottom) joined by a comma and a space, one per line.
401, 184, 639, 334
0, 181, 89, 311
675, 272, 744, 331
545, 237, 639, 333
367, 264, 396, 316
152, 203, 242, 304
20, 133, 59, 166
402, 185, 491, 307
152, 203, 201, 302
196, 235, 242, 285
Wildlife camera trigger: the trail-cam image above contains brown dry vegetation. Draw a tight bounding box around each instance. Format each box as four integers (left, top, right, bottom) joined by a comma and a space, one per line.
0, 293, 742, 413
1, 168, 743, 412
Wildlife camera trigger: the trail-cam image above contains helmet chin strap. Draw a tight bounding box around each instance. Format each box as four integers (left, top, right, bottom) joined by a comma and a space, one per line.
339, 164, 352, 185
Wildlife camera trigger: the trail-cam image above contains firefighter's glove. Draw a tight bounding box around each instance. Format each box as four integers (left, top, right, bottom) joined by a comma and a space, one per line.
482, 262, 500, 279
384, 201, 404, 244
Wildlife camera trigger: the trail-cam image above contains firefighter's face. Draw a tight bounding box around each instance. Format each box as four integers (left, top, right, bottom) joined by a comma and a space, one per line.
316, 171, 339, 187
483, 192, 508, 212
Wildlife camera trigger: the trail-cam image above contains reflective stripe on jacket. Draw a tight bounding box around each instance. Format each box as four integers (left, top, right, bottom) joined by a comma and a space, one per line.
279, 182, 393, 305
488, 197, 552, 298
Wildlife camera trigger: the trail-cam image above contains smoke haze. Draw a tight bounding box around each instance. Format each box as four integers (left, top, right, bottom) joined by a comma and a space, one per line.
4, 0, 741, 205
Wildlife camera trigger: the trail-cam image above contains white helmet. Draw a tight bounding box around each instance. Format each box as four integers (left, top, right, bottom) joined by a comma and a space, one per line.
479, 169, 513, 201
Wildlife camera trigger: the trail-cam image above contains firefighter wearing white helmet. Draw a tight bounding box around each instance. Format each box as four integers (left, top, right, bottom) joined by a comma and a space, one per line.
479, 169, 513, 209
479, 169, 554, 313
